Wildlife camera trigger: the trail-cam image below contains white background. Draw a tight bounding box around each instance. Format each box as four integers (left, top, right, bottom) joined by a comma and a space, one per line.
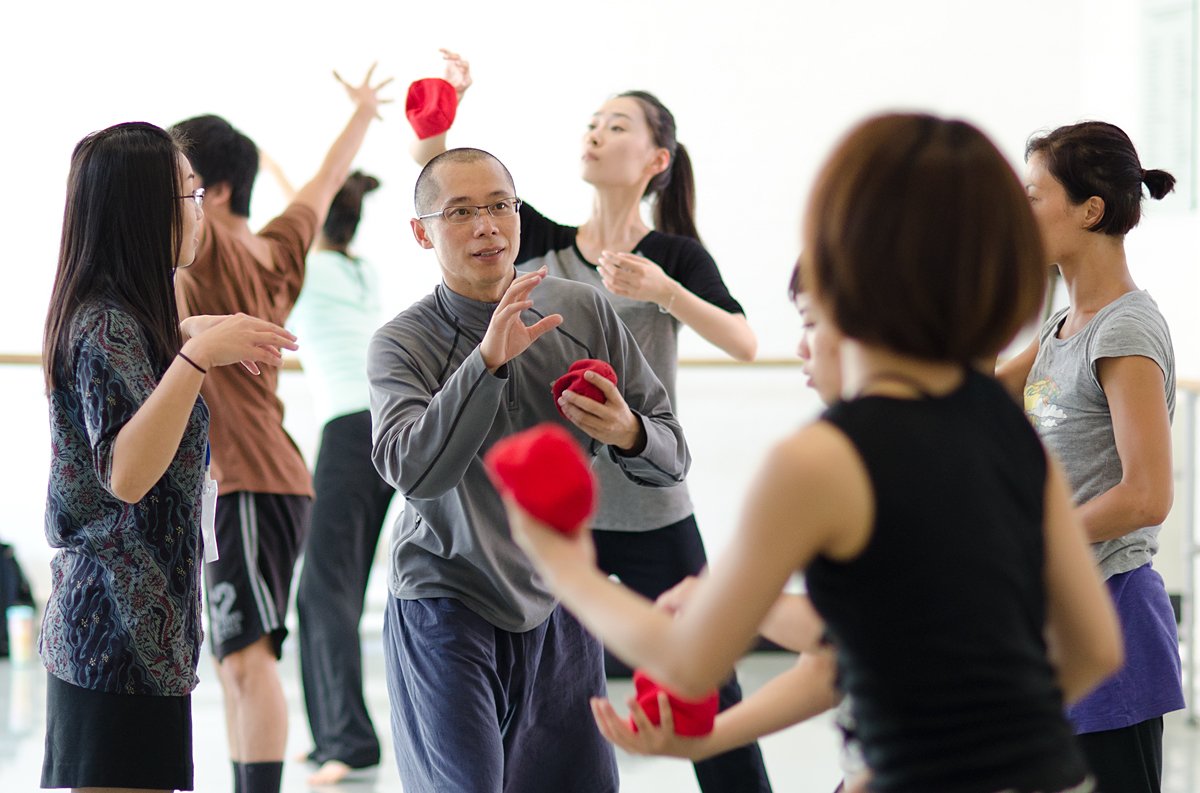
1, 0, 1197, 594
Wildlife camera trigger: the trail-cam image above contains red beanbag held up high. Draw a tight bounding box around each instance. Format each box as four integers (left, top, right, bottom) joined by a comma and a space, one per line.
483, 423, 596, 536
405, 77, 458, 140
630, 669, 719, 737
551, 359, 618, 418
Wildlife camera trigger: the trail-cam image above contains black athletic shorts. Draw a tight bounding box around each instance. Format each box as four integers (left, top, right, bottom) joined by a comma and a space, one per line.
204, 491, 310, 660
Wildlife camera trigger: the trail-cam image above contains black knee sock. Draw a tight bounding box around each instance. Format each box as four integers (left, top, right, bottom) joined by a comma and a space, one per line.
232, 761, 243, 793
241, 761, 283, 793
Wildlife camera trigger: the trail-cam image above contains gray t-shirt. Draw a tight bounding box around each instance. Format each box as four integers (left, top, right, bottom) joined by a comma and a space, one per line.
368, 276, 690, 631
1025, 290, 1175, 579
515, 203, 745, 531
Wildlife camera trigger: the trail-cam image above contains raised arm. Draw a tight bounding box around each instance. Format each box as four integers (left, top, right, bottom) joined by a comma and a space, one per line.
291, 64, 393, 228
408, 49, 471, 166
257, 150, 297, 203
1075, 355, 1173, 541
1041, 453, 1123, 703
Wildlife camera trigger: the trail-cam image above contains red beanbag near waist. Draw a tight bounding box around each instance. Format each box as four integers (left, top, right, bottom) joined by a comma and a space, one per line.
551, 359, 618, 417
484, 423, 595, 536
630, 669, 719, 737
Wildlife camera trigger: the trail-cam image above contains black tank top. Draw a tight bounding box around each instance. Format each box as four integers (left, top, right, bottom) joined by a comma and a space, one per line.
807, 370, 1088, 792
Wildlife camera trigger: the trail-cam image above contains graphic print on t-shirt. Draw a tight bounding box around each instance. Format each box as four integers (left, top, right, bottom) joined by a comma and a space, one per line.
1024, 378, 1067, 428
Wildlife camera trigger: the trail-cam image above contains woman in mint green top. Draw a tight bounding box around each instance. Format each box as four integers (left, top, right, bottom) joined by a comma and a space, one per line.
291, 172, 395, 783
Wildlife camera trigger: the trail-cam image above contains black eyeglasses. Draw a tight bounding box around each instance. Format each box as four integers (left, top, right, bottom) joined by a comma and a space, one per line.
417, 197, 521, 224
176, 188, 204, 210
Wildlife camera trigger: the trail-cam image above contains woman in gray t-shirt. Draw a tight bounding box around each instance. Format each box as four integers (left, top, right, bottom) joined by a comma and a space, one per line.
410, 52, 770, 793
998, 121, 1184, 793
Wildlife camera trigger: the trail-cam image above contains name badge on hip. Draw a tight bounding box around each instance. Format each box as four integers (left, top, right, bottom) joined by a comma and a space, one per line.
201, 473, 219, 563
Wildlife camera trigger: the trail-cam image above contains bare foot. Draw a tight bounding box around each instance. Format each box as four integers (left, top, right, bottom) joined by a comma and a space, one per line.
308, 759, 353, 786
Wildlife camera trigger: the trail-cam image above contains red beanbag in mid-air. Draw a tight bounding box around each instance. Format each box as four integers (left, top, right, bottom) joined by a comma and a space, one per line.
630, 669, 719, 737
405, 78, 458, 140
552, 359, 618, 417
484, 423, 595, 536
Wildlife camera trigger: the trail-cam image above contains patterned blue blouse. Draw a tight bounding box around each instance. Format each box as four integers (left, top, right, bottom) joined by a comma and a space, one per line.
40, 304, 209, 696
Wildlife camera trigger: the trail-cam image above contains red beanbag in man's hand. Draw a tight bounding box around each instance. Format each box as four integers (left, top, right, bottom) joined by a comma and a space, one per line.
405, 77, 458, 139
630, 669, 719, 737
484, 423, 596, 536
552, 359, 618, 418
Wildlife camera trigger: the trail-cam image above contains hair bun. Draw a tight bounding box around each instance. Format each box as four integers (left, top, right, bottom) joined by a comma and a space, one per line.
1142, 168, 1176, 200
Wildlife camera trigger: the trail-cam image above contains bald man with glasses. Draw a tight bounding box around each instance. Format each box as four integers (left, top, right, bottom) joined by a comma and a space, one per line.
368, 147, 691, 793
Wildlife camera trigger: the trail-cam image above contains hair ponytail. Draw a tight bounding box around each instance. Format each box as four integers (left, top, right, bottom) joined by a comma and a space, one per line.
1026, 121, 1174, 236
618, 90, 702, 243
1142, 168, 1176, 201
654, 142, 701, 242
323, 170, 381, 251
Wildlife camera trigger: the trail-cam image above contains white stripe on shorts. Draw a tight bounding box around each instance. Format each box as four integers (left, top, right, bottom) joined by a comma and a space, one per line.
238, 493, 279, 630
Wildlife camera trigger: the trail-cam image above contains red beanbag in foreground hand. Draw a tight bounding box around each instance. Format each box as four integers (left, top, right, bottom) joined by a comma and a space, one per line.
484, 423, 596, 536
552, 359, 618, 417
630, 669, 719, 737
405, 77, 458, 139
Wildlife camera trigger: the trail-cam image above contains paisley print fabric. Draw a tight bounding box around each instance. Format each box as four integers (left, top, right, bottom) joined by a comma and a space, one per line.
41, 304, 208, 695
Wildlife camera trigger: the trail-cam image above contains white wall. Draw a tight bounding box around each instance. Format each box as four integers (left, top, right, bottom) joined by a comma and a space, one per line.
3, 0, 1196, 364
2, 0, 1197, 595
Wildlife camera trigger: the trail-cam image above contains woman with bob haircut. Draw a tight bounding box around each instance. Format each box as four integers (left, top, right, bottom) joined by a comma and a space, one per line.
502, 113, 1123, 792
414, 51, 768, 792
999, 120, 1183, 793
40, 121, 297, 792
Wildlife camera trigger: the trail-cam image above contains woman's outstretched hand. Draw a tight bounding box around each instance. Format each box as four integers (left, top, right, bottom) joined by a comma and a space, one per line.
180, 313, 298, 376
439, 48, 472, 102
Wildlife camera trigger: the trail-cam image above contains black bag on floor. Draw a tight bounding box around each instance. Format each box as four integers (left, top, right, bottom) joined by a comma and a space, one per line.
0, 542, 35, 658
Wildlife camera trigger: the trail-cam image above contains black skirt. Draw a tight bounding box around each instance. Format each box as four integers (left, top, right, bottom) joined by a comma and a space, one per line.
42, 672, 193, 790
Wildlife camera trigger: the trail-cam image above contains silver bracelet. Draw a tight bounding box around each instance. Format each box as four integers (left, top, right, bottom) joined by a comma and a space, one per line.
658, 284, 678, 314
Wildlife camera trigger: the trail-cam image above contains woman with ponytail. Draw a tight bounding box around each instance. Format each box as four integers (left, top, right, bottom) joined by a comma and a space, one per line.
288, 171, 396, 786
998, 121, 1183, 793
412, 51, 768, 793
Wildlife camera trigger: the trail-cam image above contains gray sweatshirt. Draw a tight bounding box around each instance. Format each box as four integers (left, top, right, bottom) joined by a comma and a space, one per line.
368, 274, 690, 631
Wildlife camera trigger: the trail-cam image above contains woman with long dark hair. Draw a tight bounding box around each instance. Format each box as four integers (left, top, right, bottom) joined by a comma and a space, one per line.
999, 120, 1184, 793
412, 50, 766, 793
40, 121, 296, 792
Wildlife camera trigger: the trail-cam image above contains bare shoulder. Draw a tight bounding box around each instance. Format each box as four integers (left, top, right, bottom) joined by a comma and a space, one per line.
749, 421, 874, 562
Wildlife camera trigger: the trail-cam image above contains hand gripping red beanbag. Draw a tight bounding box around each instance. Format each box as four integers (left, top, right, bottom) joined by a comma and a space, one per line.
630, 669, 719, 737
551, 359, 618, 418
484, 423, 596, 536
405, 77, 458, 140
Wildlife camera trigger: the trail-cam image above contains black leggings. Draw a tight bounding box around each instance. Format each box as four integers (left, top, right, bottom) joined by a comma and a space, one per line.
1078, 717, 1163, 793
296, 410, 395, 768
593, 515, 773, 793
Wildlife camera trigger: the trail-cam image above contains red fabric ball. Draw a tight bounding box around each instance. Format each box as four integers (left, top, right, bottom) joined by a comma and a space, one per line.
551, 359, 618, 417
630, 669, 719, 737
484, 423, 595, 536
405, 78, 458, 140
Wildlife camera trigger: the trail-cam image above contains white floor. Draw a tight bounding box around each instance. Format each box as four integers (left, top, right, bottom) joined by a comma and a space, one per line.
2, 642, 1198, 792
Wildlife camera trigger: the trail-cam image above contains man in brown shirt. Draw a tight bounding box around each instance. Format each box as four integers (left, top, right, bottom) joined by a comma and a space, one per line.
172, 65, 392, 793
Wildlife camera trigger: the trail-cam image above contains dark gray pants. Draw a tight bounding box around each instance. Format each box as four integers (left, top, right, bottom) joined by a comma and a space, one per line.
383, 597, 619, 793
296, 410, 394, 768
